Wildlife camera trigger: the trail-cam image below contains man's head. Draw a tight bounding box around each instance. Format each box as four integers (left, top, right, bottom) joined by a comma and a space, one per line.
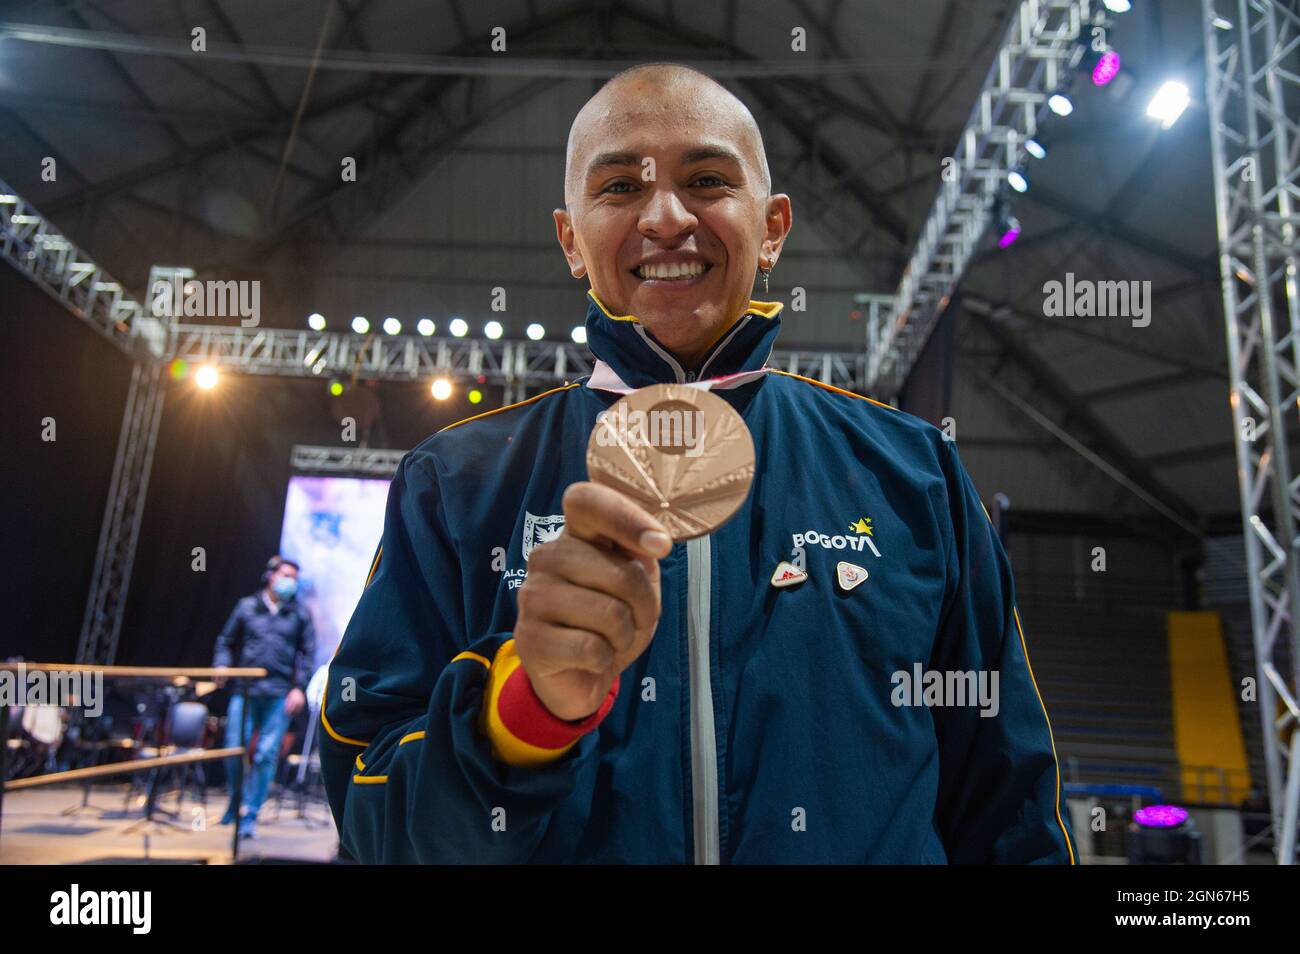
554, 63, 793, 370
264, 556, 300, 603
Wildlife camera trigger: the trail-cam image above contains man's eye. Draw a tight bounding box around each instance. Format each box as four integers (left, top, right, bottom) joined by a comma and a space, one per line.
603, 181, 636, 194
693, 175, 727, 188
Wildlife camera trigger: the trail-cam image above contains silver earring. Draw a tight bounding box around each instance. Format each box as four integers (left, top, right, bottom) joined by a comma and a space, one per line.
759, 264, 771, 294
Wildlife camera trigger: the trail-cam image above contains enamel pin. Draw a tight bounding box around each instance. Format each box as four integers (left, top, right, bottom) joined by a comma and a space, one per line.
770, 561, 808, 588
835, 561, 868, 592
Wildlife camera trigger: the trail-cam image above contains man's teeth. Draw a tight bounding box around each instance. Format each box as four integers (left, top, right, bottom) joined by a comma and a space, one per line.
636, 262, 709, 280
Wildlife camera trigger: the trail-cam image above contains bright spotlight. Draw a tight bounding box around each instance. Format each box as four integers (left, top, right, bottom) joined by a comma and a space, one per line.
1048, 93, 1073, 116
484, 320, 503, 340
1007, 170, 1029, 193
449, 317, 468, 337
525, 322, 545, 340
469, 389, 483, 404
1025, 138, 1047, 160
195, 365, 219, 390
431, 378, 452, 400
417, 317, 435, 336
1147, 80, 1190, 129
383, 317, 401, 335
571, 326, 588, 344
307, 312, 326, 331
1102, 0, 1131, 12
351, 315, 370, 334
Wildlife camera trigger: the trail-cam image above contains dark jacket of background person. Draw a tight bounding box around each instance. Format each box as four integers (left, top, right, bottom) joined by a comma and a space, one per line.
213, 594, 316, 698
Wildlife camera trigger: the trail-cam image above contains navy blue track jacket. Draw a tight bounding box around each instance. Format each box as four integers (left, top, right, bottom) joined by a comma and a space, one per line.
320, 290, 1077, 864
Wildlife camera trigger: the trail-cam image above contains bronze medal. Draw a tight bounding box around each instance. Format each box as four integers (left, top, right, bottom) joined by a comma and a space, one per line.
586, 383, 755, 541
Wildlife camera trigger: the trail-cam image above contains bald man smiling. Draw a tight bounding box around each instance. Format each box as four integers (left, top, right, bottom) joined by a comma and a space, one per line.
320, 63, 1076, 865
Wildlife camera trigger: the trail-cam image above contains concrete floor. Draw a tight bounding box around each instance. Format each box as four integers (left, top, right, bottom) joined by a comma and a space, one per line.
0, 783, 338, 864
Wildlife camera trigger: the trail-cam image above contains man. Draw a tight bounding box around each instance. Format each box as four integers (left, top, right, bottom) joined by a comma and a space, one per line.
320, 63, 1076, 864
213, 555, 315, 838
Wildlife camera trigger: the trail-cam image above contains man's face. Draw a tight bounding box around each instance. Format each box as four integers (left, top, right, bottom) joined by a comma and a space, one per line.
556, 77, 791, 367
270, 563, 298, 587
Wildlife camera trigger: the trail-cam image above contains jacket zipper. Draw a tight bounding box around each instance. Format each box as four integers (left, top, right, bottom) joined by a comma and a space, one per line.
686, 533, 720, 864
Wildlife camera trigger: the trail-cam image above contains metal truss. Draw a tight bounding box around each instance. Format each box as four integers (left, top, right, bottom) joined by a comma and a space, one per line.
170, 324, 871, 394
290, 445, 405, 478
1204, 0, 1300, 863
74, 358, 166, 665
865, 0, 1096, 398
0, 176, 167, 363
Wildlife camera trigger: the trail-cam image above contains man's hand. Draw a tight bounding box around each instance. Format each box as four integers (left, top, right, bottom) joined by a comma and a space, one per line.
284, 687, 306, 717
514, 481, 673, 721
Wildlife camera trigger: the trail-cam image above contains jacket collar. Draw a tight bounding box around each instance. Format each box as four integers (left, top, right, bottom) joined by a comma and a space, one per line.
583, 289, 782, 391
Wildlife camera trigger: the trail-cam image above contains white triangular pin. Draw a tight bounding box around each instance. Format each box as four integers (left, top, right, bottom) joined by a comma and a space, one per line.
836, 561, 868, 591
770, 560, 808, 588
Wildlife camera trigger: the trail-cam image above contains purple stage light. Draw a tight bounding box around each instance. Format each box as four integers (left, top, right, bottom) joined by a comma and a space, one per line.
1092, 50, 1121, 87
1134, 804, 1188, 829
997, 216, 1021, 248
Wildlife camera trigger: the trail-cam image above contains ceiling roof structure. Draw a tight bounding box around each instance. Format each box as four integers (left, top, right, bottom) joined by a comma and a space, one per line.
0, 0, 1239, 529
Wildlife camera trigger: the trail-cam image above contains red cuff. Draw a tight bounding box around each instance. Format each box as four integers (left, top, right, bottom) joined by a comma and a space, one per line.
497, 665, 620, 750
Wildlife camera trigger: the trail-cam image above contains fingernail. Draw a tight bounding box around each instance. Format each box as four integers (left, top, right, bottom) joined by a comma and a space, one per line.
640, 530, 671, 555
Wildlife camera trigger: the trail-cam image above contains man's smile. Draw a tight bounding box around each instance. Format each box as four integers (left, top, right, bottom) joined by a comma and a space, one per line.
630, 253, 715, 289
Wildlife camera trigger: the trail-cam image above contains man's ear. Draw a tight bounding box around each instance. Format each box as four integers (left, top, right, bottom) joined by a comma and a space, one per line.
553, 207, 587, 279
761, 193, 793, 269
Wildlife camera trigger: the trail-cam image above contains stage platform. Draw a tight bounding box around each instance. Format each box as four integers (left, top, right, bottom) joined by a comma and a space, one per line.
0, 783, 338, 864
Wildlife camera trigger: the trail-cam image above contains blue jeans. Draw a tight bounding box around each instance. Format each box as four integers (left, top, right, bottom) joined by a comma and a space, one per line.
223, 693, 290, 821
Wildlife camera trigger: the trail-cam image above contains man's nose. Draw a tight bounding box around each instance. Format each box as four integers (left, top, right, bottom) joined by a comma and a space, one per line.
638, 186, 696, 239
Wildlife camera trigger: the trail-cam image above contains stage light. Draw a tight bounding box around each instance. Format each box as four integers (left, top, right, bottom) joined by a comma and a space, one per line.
526, 322, 545, 340
1007, 170, 1029, 193
469, 389, 483, 404
417, 317, 435, 336
1212, 16, 1233, 30
329, 380, 344, 397
307, 312, 326, 331
449, 317, 468, 337
195, 365, 219, 390
1024, 138, 1047, 160
1128, 803, 1202, 864
1048, 93, 1073, 116
484, 320, 503, 340
1133, 805, 1189, 829
571, 326, 587, 344
431, 377, 452, 400
168, 358, 189, 381
1101, 0, 1130, 12
383, 317, 401, 335
351, 315, 369, 334
1091, 50, 1121, 87
997, 215, 1022, 249
1147, 80, 1190, 128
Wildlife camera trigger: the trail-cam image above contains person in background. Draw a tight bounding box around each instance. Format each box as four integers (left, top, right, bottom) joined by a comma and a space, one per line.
212, 555, 315, 839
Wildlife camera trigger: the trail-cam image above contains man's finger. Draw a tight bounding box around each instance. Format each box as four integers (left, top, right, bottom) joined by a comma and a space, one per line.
563, 481, 672, 558
518, 578, 638, 656
527, 536, 660, 636
515, 620, 617, 677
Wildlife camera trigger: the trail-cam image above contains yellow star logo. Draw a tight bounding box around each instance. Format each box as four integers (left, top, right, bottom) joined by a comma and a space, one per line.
850, 517, 873, 536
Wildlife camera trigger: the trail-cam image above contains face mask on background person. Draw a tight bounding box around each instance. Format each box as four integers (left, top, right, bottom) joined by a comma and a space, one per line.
272, 577, 298, 601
